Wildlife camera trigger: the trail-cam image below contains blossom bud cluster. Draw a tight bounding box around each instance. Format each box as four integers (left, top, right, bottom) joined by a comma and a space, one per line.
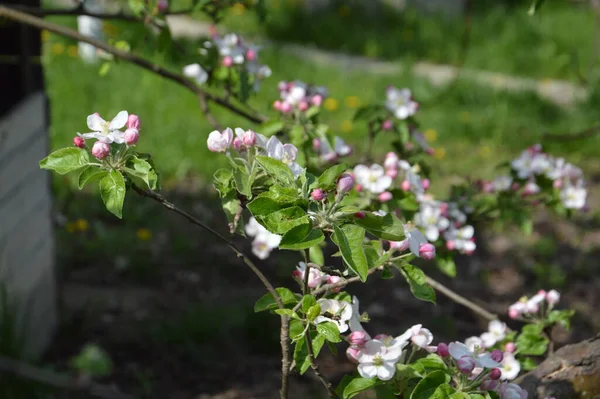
273, 80, 326, 114
74, 111, 141, 160
508, 289, 560, 319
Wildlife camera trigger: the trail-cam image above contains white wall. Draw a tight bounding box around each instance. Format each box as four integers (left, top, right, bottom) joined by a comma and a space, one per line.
0, 93, 57, 358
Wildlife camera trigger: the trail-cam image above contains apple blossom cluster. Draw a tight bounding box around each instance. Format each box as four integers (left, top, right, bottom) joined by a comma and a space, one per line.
245, 217, 281, 259
273, 80, 327, 114
385, 86, 418, 120
75, 110, 141, 159
508, 289, 561, 320
509, 144, 587, 209
292, 262, 341, 289
206, 127, 304, 177
388, 222, 436, 260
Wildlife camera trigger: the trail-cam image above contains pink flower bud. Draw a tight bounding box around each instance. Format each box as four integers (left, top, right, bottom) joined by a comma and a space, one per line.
480, 380, 499, 391
512, 182, 520, 191
419, 243, 436, 260
457, 356, 476, 374
242, 130, 256, 147
280, 102, 292, 113
278, 81, 287, 91
386, 168, 398, 179
337, 173, 354, 193
311, 189, 326, 201
292, 270, 302, 279
312, 138, 321, 150
390, 239, 409, 251
382, 119, 393, 131
93, 112, 101, 117
553, 179, 563, 189
504, 342, 516, 353
354, 212, 365, 219
355, 184, 363, 192
246, 49, 256, 61
401, 180, 411, 192
546, 289, 560, 306
73, 136, 86, 148
508, 308, 520, 320
298, 100, 309, 112
346, 346, 360, 363
327, 275, 342, 292
311, 94, 323, 107
489, 368, 502, 380
378, 191, 393, 202
348, 331, 368, 346
157, 0, 168, 13
422, 178, 430, 190
92, 141, 110, 159
233, 137, 243, 151
436, 343, 449, 358
124, 128, 139, 145
127, 114, 140, 130
426, 147, 435, 155
490, 350, 503, 363
446, 240, 455, 251
222, 56, 233, 67
273, 100, 282, 111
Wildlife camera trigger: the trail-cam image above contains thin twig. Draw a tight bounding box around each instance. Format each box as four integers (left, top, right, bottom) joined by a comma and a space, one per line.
303, 328, 339, 399
0, 6, 266, 125
198, 93, 222, 130
0, 355, 133, 399
6, 3, 194, 20
424, 275, 498, 322
130, 186, 290, 398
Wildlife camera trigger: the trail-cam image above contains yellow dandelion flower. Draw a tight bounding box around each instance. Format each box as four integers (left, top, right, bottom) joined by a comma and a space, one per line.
478, 145, 491, 158
324, 98, 339, 112
75, 218, 89, 232
338, 5, 351, 16
67, 45, 78, 58
136, 228, 152, 241
231, 3, 245, 16
433, 147, 446, 160
460, 111, 471, 124
340, 120, 353, 133
424, 129, 437, 142
41, 30, 51, 43
344, 96, 360, 109
51, 43, 65, 55
66, 222, 77, 233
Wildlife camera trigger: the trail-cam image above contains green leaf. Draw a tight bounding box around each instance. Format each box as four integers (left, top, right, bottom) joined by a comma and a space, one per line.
123, 156, 156, 190
312, 164, 348, 190
256, 155, 295, 184
69, 344, 112, 378
289, 319, 304, 342
98, 62, 111, 76
528, 0, 545, 15
333, 224, 369, 282
280, 228, 324, 250
293, 337, 309, 374
274, 309, 300, 319
260, 206, 309, 235
433, 384, 458, 398
78, 167, 108, 189
375, 385, 397, 399
260, 119, 285, 137
353, 212, 406, 241
437, 257, 456, 278
400, 264, 436, 303
309, 245, 325, 265
40, 147, 90, 175
232, 166, 252, 197
221, 191, 243, 234
99, 170, 126, 218
316, 321, 341, 343
307, 304, 321, 322
365, 246, 391, 269
413, 354, 448, 373
254, 288, 297, 312
353, 104, 384, 122
214, 168, 233, 194
343, 377, 378, 399
395, 364, 423, 380
301, 295, 317, 313
520, 356, 537, 371
547, 309, 575, 330
410, 370, 448, 399
516, 329, 548, 356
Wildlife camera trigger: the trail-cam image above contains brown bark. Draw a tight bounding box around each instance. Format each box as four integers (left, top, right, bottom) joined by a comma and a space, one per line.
516, 334, 600, 399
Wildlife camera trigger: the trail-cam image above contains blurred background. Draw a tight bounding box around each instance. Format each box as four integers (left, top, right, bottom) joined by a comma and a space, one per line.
1, 0, 600, 397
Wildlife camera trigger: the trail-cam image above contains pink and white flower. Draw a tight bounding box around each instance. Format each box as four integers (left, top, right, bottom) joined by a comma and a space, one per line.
385, 87, 418, 120
207, 128, 234, 152
314, 299, 353, 333
448, 342, 500, 369
499, 352, 521, 380
265, 136, 304, 178
80, 111, 128, 144
354, 164, 392, 194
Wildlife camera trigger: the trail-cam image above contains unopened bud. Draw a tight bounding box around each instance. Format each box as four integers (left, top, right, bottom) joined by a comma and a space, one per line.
327, 275, 342, 292
127, 114, 140, 130
222, 56, 233, 67
346, 346, 360, 363
354, 212, 365, 219
348, 331, 368, 346
280, 102, 292, 113
273, 100, 282, 111
382, 119, 393, 131
386, 168, 398, 179
490, 350, 503, 363
354, 184, 363, 192
504, 342, 516, 353
242, 130, 256, 147
124, 128, 139, 145
91, 141, 110, 159
419, 243, 436, 260
457, 356, 476, 374
546, 289, 560, 306
246, 49, 256, 61
489, 368, 502, 380
298, 101, 309, 112
337, 173, 354, 193
378, 191, 393, 202
390, 239, 409, 251
426, 147, 435, 155
311, 94, 323, 107
480, 380, 499, 391
436, 343, 449, 358
233, 137, 243, 151
312, 138, 321, 150
401, 180, 411, 191
311, 189, 326, 201
73, 136, 86, 148
508, 308, 521, 320
446, 240, 455, 251
422, 178, 430, 190
553, 179, 563, 189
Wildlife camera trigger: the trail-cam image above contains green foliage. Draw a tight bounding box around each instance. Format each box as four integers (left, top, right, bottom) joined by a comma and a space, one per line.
69, 344, 113, 377
342, 376, 379, 399
410, 370, 449, 399
316, 321, 341, 343
333, 224, 369, 282
99, 170, 127, 219
547, 309, 575, 330
254, 288, 297, 312
352, 212, 406, 241
398, 264, 436, 303
40, 147, 90, 175
516, 323, 549, 356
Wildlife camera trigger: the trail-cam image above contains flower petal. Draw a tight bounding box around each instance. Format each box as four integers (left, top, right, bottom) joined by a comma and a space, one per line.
87, 113, 105, 131
448, 342, 471, 360
377, 363, 396, 381
110, 111, 128, 130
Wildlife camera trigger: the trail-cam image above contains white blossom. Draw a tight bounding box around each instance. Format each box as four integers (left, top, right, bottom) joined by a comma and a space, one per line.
182, 63, 208, 85
448, 342, 500, 369
207, 128, 234, 152
314, 299, 353, 334
354, 164, 392, 194
480, 320, 507, 348
560, 183, 586, 209
357, 339, 403, 381
493, 175, 513, 191
349, 296, 370, 337
414, 202, 450, 241
385, 87, 418, 120
245, 217, 281, 259
294, 262, 328, 288
80, 111, 128, 144
265, 136, 304, 178
500, 352, 521, 380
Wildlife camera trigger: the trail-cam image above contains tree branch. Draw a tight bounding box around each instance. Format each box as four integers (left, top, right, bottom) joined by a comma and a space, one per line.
424, 275, 498, 322
130, 186, 290, 399
0, 355, 133, 399
5, 3, 194, 20
0, 5, 266, 125
303, 328, 339, 399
